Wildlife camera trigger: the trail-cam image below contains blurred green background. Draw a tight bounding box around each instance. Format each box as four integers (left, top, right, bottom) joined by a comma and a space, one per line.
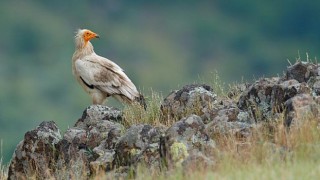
1, 0, 320, 163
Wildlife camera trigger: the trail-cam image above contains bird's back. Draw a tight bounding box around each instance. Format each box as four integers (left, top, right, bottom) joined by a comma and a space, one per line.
72, 29, 145, 107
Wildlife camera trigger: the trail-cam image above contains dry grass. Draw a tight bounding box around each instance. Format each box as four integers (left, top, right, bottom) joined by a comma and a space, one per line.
120, 84, 320, 179
122, 90, 166, 128
2, 77, 320, 179
0, 158, 8, 180
131, 115, 320, 180
2, 113, 320, 180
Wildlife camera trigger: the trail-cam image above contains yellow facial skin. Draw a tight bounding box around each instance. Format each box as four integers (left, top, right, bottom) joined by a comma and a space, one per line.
83, 30, 99, 42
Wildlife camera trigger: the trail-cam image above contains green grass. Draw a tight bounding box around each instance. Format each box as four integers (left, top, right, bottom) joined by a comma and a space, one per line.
2, 77, 320, 179
122, 90, 166, 127
130, 115, 320, 180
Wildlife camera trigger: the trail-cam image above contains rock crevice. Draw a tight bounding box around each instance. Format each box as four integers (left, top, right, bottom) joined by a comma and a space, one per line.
8, 61, 320, 179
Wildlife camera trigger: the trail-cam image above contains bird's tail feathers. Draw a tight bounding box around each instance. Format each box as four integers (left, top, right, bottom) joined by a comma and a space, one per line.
119, 83, 147, 109
135, 94, 147, 110
114, 94, 147, 110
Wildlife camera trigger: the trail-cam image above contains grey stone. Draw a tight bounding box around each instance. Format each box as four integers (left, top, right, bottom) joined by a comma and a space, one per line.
115, 124, 165, 170
59, 105, 124, 174
161, 84, 217, 119
238, 77, 311, 122
76, 105, 122, 128
206, 120, 252, 138
8, 121, 61, 180
238, 77, 280, 121
286, 61, 319, 83
284, 93, 320, 127
160, 115, 215, 168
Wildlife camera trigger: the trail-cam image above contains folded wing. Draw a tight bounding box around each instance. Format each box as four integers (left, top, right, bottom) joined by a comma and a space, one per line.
75, 54, 140, 101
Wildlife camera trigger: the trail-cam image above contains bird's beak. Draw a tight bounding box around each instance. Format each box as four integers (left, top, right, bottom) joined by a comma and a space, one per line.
83, 30, 100, 42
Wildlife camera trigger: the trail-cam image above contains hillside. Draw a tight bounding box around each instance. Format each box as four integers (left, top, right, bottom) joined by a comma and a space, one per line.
2, 0, 320, 166
2, 61, 320, 179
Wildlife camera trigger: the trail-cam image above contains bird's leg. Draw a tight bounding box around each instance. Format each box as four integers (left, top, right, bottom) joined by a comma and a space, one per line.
91, 93, 106, 105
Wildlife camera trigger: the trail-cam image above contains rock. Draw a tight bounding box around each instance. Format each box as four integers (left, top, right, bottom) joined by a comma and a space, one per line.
160, 115, 215, 168
115, 124, 165, 171
200, 98, 240, 124
161, 84, 217, 120
238, 77, 280, 121
8, 105, 126, 179
8, 61, 320, 179
238, 78, 310, 122
205, 120, 252, 139
228, 83, 251, 99
286, 61, 319, 83
59, 105, 124, 174
284, 94, 320, 127
87, 119, 124, 172
76, 105, 122, 127
308, 76, 320, 96
202, 104, 253, 138
8, 121, 61, 180
196, 96, 254, 138
203, 104, 240, 123
271, 79, 310, 112
181, 151, 215, 171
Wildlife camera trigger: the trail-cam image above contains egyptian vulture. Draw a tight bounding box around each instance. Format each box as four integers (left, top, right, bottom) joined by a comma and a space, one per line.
72, 29, 145, 108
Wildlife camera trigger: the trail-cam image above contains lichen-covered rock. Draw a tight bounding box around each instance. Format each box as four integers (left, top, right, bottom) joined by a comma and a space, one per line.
202, 104, 253, 138
284, 93, 320, 127
286, 61, 319, 83
161, 84, 217, 120
313, 81, 320, 95
238, 77, 311, 122
8, 61, 320, 179
271, 79, 310, 112
8, 121, 61, 180
205, 120, 252, 138
181, 151, 215, 171
115, 124, 165, 171
76, 105, 122, 128
203, 105, 240, 122
59, 105, 124, 173
200, 98, 240, 124
228, 83, 252, 99
308, 76, 320, 96
160, 115, 215, 168
90, 142, 116, 172
238, 77, 280, 121
87, 119, 124, 172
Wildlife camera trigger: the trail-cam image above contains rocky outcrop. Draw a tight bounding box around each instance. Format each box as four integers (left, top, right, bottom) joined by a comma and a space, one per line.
284, 93, 320, 127
8, 121, 61, 180
237, 62, 320, 125
8, 106, 125, 179
8, 61, 320, 179
160, 115, 215, 169
115, 124, 165, 171
286, 61, 319, 83
161, 84, 218, 120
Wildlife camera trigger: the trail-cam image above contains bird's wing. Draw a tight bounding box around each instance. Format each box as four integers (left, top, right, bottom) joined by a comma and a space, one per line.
75, 53, 139, 100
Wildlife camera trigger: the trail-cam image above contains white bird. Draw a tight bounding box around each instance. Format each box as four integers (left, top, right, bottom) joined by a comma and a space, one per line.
72, 29, 145, 108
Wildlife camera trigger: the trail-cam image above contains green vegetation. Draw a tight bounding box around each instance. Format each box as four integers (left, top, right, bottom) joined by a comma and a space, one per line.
2, 91, 319, 179
123, 90, 164, 127
2, 0, 320, 166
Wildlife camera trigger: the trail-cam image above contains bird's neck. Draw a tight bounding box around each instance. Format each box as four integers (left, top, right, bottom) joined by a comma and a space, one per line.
75, 40, 95, 57
75, 36, 94, 55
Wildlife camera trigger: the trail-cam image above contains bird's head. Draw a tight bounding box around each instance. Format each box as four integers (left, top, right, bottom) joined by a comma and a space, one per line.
77, 29, 100, 42
75, 29, 99, 48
